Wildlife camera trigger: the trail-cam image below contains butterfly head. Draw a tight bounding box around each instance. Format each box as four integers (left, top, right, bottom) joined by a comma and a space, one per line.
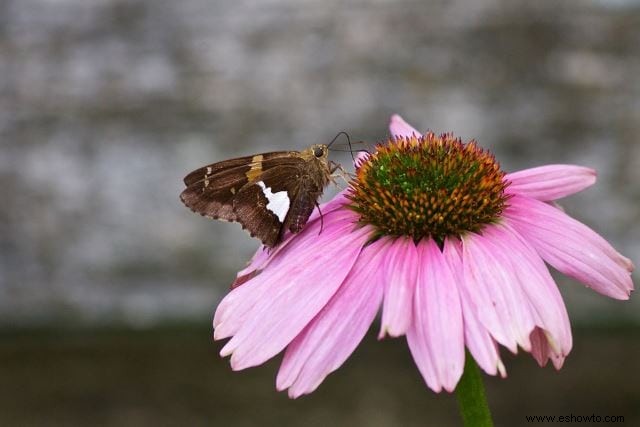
302, 144, 330, 164
313, 145, 327, 158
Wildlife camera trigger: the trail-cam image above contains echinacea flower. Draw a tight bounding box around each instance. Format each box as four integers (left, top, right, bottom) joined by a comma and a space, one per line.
213, 114, 634, 398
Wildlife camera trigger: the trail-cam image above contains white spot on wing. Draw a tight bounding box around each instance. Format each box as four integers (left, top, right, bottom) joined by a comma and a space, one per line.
257, 181, 290, 222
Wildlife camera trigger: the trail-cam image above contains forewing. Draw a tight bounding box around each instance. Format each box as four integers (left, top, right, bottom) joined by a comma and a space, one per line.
180, 164, 248, 221
183, 155, 254, 187
180, 151, 297, 221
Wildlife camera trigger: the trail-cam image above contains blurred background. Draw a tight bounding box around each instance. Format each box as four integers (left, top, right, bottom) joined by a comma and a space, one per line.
1, 0, 639, 425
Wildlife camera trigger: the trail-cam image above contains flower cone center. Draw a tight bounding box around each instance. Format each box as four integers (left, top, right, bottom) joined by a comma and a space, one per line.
347, 134, 509, 242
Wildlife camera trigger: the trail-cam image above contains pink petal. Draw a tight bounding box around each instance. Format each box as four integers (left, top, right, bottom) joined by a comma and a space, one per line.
306, 189, 351, 223
214, 207, 357, 339
276, 239, 388, 398
389, 114, 421, 138
231, 245, 270, 288
442, 238, 506, 378
482, 223, 572, 357
530, 327, 566, 370
213, 269, 270, 340
407, 239, 464, 392
462, 229, 538, 353
505, 165, 597, 201
355, 150, 370, 164
216, 210, 373, 370
505, 195, 634, 300
379, 236, 419, 338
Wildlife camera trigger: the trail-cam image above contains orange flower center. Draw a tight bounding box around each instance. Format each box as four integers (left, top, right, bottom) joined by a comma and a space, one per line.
347, 134, 510, 243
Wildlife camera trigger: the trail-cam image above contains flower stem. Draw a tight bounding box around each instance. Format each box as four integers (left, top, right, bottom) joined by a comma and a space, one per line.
455, 354, 494, 427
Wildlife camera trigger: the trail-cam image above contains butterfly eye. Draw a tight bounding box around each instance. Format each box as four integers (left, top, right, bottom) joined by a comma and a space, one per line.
313, 147, 325, 157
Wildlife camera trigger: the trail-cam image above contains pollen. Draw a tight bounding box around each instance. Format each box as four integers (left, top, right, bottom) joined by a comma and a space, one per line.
347, 133, 510, 242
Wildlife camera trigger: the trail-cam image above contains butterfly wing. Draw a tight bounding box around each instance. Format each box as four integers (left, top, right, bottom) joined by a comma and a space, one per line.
180, 152, 298, 220
181, 157, 254, 222
232, 161, 319, 247
282, 175, 327, 234
180, 151, 318, 247
252, 162, 330, 242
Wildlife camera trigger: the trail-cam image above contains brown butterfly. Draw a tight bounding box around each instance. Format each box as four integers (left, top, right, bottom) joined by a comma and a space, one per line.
180, 144, 342, 247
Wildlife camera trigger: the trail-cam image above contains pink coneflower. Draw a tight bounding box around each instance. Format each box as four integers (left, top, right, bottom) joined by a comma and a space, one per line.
213, 114, 634, 398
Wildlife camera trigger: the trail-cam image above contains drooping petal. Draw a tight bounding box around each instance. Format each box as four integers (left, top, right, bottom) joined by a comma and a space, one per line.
216, 210, 373, 370
505, 195, 634, 300
214, 267, 270, 340
443, 238, 506, 378
505, 165, 596, 201
482, 223, 572, 357
355, 150, 371, 164
530, 327, 566, 370
379, 236, 419, 338
407, 238, 464, 392
462, 229, 538, 353
276, 239, 388, 398
214, 207, 356, 339
389, 114, 421, 138
230, 245, 270, 288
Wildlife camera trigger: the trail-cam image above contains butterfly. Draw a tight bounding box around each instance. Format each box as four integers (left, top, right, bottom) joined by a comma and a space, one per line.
180, 144, 341, 247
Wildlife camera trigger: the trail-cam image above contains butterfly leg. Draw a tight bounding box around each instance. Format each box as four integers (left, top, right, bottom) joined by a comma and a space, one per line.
314, 200, 324, 236
329, 161, 351, 187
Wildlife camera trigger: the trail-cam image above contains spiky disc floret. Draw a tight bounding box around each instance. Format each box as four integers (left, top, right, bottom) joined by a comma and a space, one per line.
347, 133, 509, 242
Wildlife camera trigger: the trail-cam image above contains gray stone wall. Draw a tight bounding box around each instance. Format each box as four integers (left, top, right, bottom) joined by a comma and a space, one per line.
1, 0, 638, 326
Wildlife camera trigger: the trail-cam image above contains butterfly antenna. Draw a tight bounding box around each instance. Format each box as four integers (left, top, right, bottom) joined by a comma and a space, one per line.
327, 131, 355, 163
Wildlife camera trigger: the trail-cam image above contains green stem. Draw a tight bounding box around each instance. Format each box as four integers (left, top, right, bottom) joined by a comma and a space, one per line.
455, 354, 494, 427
